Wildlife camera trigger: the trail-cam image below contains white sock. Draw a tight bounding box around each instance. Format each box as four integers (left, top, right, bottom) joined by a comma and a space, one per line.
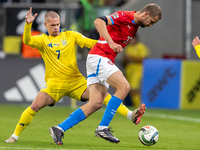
127, 111, 133, 121
56, 126, 64, 132
97, 126, 108, 130
11, 134, 18, 140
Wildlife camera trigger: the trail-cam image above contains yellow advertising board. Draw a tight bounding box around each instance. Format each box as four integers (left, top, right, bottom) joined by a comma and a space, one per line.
3, 36, 21, 55
180, 61, 200, 109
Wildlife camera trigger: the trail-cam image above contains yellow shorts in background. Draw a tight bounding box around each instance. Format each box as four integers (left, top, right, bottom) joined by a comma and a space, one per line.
40, 75, 87, 103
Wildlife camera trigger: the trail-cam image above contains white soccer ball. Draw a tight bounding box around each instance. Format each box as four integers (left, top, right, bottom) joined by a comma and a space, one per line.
138, 125, 159, 146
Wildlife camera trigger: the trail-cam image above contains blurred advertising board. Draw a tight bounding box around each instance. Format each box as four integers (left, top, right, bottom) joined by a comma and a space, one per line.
142, 59, 181, 109
180, 61, 200, 109
142, 59, 200, 109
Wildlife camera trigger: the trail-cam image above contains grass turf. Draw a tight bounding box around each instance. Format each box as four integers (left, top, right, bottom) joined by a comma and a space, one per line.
0, 104, 200, 150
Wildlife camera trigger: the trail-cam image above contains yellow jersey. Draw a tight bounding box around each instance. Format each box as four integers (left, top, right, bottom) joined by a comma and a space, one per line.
125, 42, 149, 64
124, 42, 150, 89
195, 45, 200, 58
23, 22, 97, 82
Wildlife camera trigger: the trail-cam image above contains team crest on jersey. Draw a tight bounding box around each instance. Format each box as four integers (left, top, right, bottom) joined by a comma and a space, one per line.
61, 39, 67, 46
107, 61, 114, 65
111, 13, 119, 19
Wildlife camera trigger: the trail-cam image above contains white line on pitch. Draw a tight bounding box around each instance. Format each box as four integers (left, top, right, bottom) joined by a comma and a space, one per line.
96, 107, 200, 123
145, 113, 200, 123
0, 147, 88, 150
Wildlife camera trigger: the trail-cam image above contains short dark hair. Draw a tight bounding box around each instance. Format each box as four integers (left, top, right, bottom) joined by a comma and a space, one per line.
140, 3, 162, 19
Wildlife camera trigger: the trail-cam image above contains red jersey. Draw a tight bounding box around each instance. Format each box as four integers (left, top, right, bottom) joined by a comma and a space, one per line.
89, 11, 139, 63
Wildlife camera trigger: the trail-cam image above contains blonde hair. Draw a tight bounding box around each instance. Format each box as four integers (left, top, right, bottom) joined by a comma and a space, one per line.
45, 11, 59, 21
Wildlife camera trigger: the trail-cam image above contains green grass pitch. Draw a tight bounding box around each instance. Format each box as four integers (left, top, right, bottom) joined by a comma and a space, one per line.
0, 104, 200, 150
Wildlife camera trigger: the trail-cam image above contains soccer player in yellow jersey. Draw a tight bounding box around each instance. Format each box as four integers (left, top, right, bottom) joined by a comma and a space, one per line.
122, 35, 150, 107
5, 7, 145, 144
192, 36, 200, 57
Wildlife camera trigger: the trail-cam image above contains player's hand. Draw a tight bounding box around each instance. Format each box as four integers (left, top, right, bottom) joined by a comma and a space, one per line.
108, 42, 123, 53
25, 7, 37, 24
192, 36, 200, 48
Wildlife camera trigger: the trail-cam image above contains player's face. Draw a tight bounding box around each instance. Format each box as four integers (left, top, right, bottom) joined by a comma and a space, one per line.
45, 17, 60, 36
140, 15, 159, 28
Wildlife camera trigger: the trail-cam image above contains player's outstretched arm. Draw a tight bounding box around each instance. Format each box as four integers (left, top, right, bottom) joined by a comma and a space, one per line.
192, 36, 200, 58
23, 7, 38, 46
25, 7, 38, 24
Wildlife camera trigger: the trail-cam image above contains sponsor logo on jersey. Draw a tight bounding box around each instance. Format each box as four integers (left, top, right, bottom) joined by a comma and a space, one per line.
123, 36, 133, 44
54, 43, 60, 46
47, 43, 53, 48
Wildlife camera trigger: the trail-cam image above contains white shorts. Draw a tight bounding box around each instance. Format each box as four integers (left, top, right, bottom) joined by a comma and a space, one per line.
86, 54, 119, 89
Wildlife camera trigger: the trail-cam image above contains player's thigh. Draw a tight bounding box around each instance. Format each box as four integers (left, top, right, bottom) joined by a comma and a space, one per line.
81, 88, 89, 100
31, 91, 55, 111
89, 83, 108, 104
106, 70, 130, 91
40, 79, 68, 103
65, 75, 87, 101
86, 54, 118, 88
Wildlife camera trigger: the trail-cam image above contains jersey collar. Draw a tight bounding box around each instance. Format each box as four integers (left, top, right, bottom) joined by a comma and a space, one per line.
46, 28, 62, 36
131, 11, 137, 24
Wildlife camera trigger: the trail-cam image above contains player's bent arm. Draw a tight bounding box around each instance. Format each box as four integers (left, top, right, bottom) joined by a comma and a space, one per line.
195, 45, 200, 58
84, 38, 98, 49
94, 17, 113, 44
75, 31, 97, 49
94, 16, 123, 53
77, 36, 97, 49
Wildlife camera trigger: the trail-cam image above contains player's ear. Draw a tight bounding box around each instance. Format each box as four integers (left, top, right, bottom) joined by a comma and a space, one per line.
142, 12, 149, 18
44, 22, 47, 27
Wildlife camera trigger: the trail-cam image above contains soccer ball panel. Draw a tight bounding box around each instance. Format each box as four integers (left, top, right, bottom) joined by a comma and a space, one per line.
138, 125, 159, 146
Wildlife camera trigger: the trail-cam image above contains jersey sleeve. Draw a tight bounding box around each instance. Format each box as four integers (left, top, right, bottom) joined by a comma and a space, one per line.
74, 31, 98, 49
195, 45, 200, 58
23, 22, 43, 51
108, 11, 132, 26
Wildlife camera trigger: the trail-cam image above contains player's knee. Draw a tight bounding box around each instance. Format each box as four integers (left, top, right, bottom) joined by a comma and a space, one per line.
30, 101, 45, 112
120, 82, 130, 95
91, 101, 103, 111
30, 103, 40, 112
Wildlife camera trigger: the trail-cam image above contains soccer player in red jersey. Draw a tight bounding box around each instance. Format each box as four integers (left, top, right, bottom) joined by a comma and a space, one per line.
49, 3, 162, 145
87, 3, 162, 143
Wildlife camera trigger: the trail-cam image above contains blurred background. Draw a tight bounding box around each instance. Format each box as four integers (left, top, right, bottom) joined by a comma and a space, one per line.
0, 0, 200, 110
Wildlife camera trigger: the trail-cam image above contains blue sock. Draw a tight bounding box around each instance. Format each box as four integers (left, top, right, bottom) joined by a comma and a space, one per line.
58, 108, 86, 132
99, 96, 123, 126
